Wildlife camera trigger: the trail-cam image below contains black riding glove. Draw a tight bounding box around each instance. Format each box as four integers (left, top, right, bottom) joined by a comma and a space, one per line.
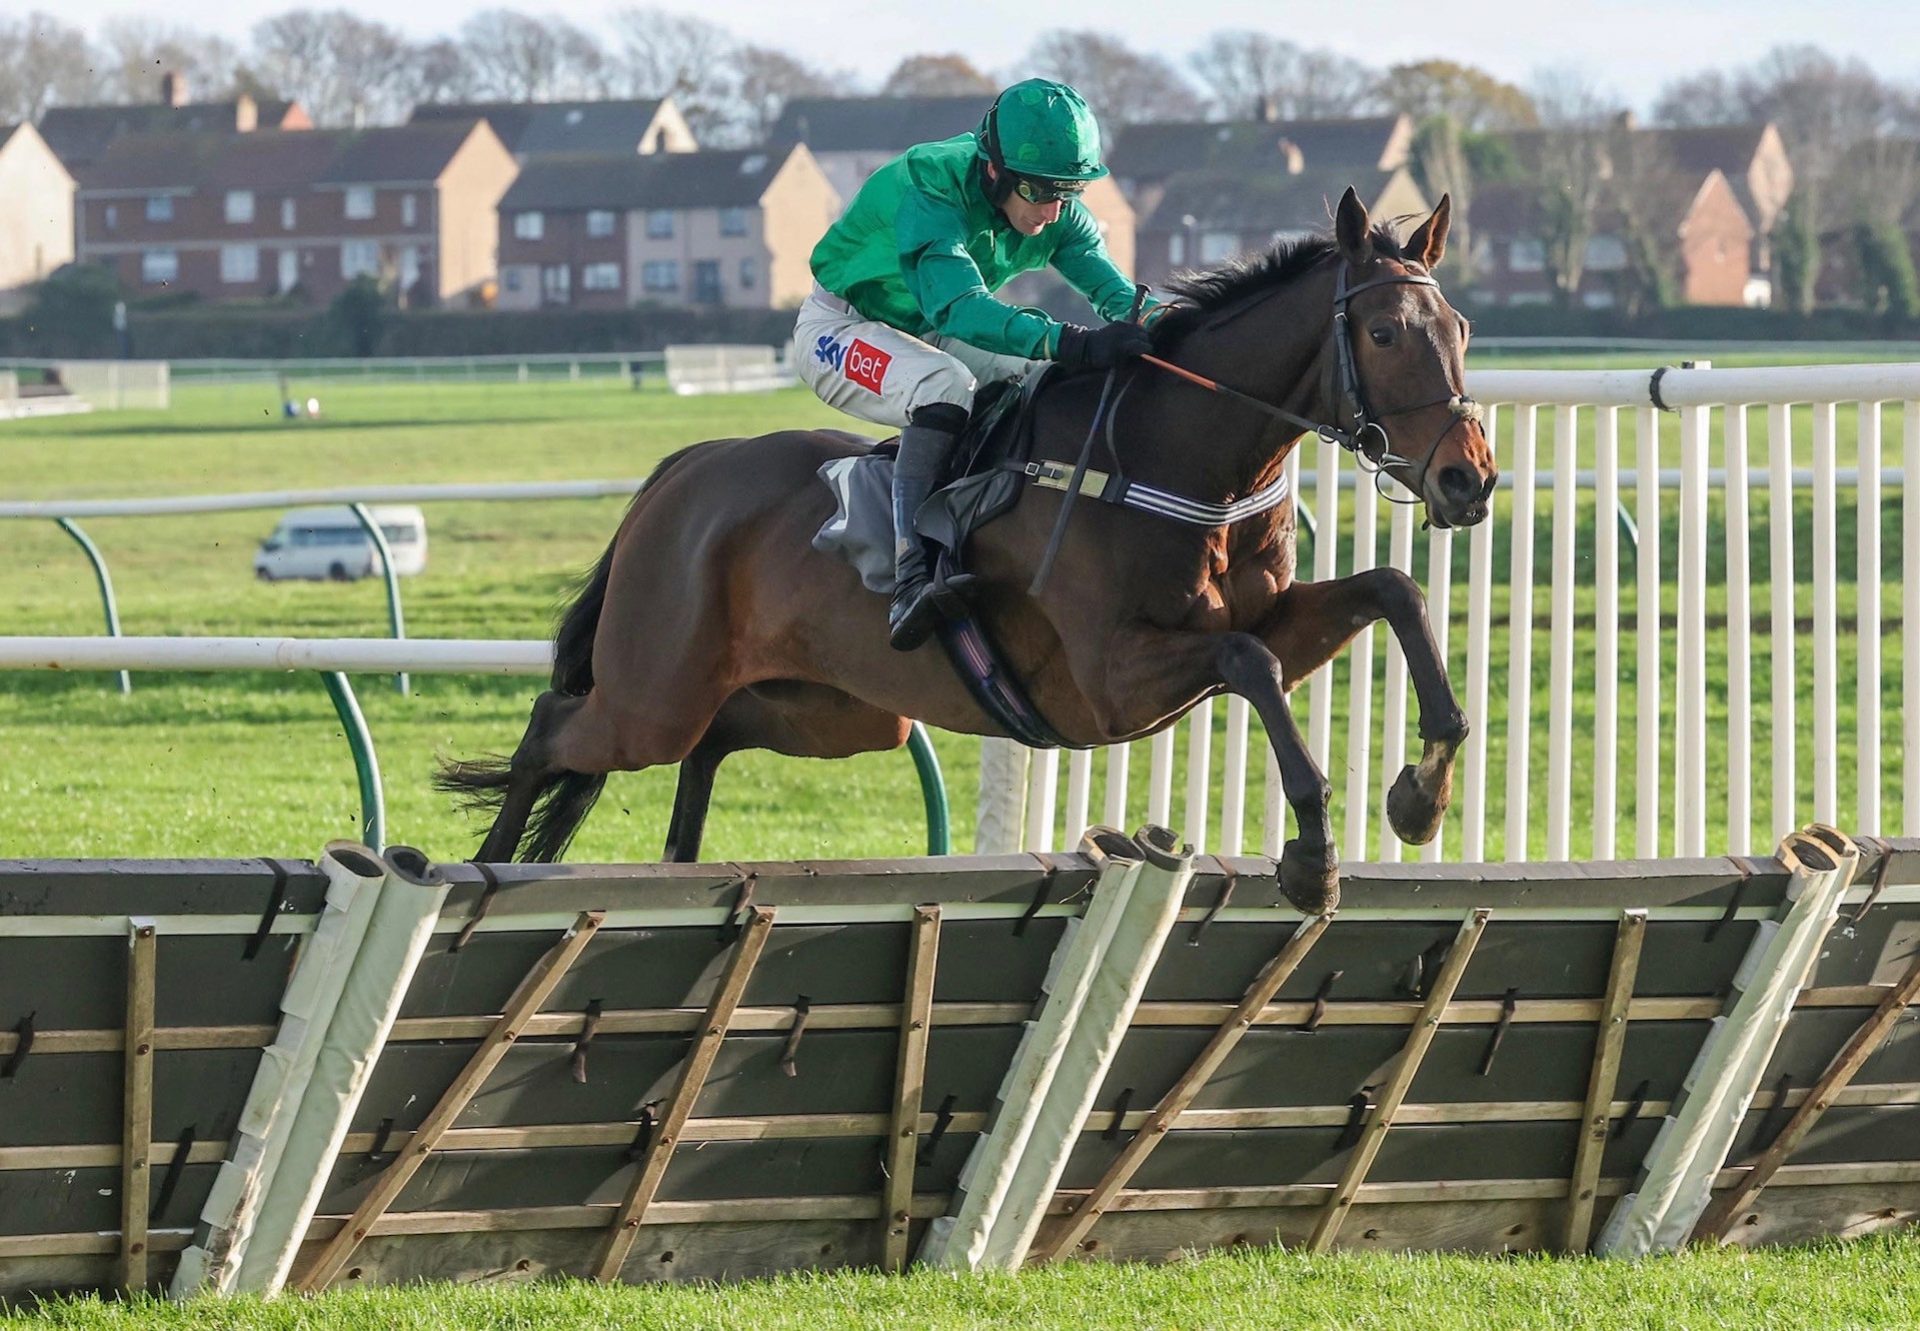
1054, 320, 1153, 371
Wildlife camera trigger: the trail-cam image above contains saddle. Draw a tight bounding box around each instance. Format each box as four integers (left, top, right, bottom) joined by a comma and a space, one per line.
812, 369, 1079, 748
811, 370, 1049, 593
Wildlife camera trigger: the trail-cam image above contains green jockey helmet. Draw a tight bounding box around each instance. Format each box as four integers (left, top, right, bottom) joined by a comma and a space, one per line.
977, 79, 1109, 186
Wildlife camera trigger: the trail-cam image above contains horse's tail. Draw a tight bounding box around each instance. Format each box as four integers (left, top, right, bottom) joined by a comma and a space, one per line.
437, 445, 703, 862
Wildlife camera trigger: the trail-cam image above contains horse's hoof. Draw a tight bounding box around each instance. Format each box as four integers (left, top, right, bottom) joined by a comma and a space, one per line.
1387, 763, 1450, 846
1279, 839, 1340, 915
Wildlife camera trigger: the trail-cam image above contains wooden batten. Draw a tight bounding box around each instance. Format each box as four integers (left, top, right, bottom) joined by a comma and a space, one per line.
883, 906, 941, 1272
118, 919, 158, 1292
1563, 910, 1646, 1251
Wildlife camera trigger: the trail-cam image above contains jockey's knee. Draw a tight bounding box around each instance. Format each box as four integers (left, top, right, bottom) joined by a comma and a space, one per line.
909, 402, 969, 434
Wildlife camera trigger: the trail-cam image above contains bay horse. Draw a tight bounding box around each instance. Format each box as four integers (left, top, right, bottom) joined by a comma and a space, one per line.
441, 188, 1496, 913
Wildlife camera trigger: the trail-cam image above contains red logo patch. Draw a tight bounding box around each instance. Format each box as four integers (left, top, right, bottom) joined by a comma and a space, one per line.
843, 338, 892, 395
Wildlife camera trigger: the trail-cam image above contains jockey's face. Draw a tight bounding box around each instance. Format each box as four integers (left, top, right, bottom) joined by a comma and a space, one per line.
986, 165, 1065, 236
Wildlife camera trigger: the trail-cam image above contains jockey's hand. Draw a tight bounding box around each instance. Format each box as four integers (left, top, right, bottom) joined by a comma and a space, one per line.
1055, 320, 1153, 371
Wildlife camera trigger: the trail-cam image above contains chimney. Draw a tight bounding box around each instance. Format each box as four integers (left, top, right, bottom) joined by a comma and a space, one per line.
234, 93, 258, 132
1276, 137, 1304, 174
1614, 109, 1639, 132
1254, 95, 1278, 123
160, 70, 189, 107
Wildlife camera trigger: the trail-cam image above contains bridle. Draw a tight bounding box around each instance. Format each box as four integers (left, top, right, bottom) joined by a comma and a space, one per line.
1143, 255, 1484, 512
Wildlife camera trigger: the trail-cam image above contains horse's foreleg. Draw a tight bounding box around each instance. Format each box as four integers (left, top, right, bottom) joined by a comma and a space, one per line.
1263, 569, 1467, 847
1216, 634, 1339, 914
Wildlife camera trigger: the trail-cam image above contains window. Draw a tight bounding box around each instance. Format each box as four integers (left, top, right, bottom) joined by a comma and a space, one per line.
503, 267, 524, 293
1167, 233, 1185, 265
281, 197, 297, 230
582, 262, 621, 291
1584, 235, 1628, 271
719, 207, 749, 237
587, 209, 617, 238
140, 249, 178, 284
1581, 288, 1617, 309
341, 240, 381, 278
225, 190, 255, 224
645, 210, 674, 239
220, 244, 259, 284
1199, 231, 1238, 264
145, 194, 174, 222
541, 263, 570, 304
514, 211, 544, 240
398, 246, 420, 292
1508, 239, 1546, 272
344, 186, 375, 220
104, 204, 118, 231
401, 193, 418, 227
642, 259, 679, 292
739, 256, 757, 289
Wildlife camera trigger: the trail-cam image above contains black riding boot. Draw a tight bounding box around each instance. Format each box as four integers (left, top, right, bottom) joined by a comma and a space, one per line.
887, 412, 963, 651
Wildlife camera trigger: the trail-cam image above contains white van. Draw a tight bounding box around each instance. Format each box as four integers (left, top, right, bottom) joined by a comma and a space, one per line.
254, 505, 428, 582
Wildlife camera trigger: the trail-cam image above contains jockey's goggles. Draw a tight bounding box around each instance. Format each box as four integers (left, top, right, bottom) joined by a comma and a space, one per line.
1013, 175, 1087, 205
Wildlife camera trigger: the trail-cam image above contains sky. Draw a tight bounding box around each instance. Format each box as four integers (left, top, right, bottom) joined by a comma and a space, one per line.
44, 0, 1920, 111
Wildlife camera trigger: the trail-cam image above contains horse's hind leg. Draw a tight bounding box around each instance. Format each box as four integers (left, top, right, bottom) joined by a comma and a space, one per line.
467, 691, 587, 863
658, 683, 913, 863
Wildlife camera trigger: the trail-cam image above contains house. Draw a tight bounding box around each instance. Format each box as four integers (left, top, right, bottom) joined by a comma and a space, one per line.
1640, 122, 1792, 278
1107, 114, 1419, 285
1470, 124, 1762, 309
0, 124, 75, 312
768, 94, 1138, 279
38, 72, 309, 174
73, 119, 517, 306
409, 98, 695, 160
495, 144, 837, 310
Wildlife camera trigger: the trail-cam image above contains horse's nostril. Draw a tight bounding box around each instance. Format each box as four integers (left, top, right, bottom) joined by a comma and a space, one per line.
1438, 465, 1477, 499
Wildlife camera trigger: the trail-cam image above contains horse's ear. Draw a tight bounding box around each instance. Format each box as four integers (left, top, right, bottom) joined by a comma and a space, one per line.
1405, 193, 1452, 269
1334, 187, 1373, 266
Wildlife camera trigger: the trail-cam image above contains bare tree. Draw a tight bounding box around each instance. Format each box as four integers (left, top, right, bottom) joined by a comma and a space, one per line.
1189, 31, 1380, 120
0, 12, 100, 121
458, 10, 610, 103
1531, 72, 1619, 306
251, 10, 416, 125
731, 46, 844, 145
1411, 116, 1476, 283
1379, 59, 1535, 130
1024, 29, 1204, 133
1650, 69, 1746, 127
95, 20, 241, 104
1604, 122, 1696, 314
402, 38, 482, 107
880, 54, 996, 97
610, 8, 738, 141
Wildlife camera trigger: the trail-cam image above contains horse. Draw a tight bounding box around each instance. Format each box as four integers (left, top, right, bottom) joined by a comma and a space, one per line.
440, 187, 1497, 914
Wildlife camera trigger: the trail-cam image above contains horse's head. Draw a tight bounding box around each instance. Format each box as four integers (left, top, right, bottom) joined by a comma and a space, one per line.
1331, 188, 1497, 529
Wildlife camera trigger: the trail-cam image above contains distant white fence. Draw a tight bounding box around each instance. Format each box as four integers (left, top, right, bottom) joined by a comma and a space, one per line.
664, 343, 796, 396
0, 360, 166, 413
990, 361, 1920, 867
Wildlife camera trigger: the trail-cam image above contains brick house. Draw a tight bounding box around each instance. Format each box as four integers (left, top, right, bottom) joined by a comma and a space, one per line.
38, 72, 309, 175
0, 124, 75, 312
768, 94, 1138, 280
1107, 114, 1419, 285
495, 145, 836, 311
1470, 124, 1762, 309
409, 98, 696, 160
74, 120, 516, 306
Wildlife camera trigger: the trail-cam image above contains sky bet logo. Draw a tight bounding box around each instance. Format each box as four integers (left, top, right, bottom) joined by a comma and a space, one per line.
842, 338, 891, 395
813, 334, 844, 371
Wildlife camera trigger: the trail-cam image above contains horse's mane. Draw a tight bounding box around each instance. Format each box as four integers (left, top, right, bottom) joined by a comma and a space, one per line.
1150, 222, 1407, 350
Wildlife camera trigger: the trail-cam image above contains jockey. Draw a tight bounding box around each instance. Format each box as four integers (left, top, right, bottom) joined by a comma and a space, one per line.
794, 78, 1157, 651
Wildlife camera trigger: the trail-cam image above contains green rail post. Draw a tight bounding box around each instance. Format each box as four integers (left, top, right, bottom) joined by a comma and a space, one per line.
321, 671, 386, 851
907, 722, 951, 855
347, 502, 409, 696
54, 518, 131, 696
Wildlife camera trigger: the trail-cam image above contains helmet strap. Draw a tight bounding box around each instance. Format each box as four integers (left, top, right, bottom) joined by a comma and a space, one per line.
980, 93, 1016, 205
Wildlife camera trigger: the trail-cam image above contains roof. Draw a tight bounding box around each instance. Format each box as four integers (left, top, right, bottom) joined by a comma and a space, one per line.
38, 99, 300, 169
317, 121, 487, 184
500, 146, 798, 211
1112, 116, 1410, 184
1642, 124, 1771, 178
76, 121, 487, 193
769, 96, 992, 152
410, 99, 668, 156
1140, 163, 1410, 232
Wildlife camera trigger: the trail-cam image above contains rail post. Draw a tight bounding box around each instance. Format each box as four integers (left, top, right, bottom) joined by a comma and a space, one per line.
347, 502, 409, 696
54, 518, 131, 695
907, 723, 950, 855
319, 670, 385, 850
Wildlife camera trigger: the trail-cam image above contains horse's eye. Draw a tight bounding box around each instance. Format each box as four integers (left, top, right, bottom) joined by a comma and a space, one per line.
1369, 325, 1394, 348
